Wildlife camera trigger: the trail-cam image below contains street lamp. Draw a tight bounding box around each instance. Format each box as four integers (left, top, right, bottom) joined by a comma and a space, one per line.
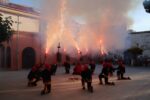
57, 42, 62, 64
15, 15, 21, 70
57, 42, 61, 52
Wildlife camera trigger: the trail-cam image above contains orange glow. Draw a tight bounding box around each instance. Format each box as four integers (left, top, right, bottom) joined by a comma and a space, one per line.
43, 0, 113, 57
63, 48, 66, 52
86, 48, 88, 52
77, 47, 80, 54
98, 39, 107, 55
101, 48, 104, 55
45, 47, 49, 54
78, 49, 80, 54
43, 0, 128, 57
59, 0, 67, 39
99, 40, 102, 44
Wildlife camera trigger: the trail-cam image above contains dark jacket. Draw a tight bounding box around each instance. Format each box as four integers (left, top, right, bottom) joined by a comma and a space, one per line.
81, 69, 92, 81
41, 69, 51, 82
117, 65, 125, 73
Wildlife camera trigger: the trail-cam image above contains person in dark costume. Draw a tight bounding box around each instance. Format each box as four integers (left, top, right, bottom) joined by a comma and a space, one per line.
41, 64, 52, 95
99, 60, 115, 85
64, 61, 71, 74
89, 61, 96, 74
117, 60, 131, 80
107, 60, 115, 77
27, 64, 42, 87
81, 64, 93, 93
51, 63, 57, 75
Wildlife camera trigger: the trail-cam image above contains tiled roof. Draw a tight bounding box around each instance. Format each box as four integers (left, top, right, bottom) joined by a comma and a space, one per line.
0, 2, 39, 15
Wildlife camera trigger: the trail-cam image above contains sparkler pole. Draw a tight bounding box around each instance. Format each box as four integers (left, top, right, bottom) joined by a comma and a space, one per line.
57, 42, 61, 52
44, 53, 47, 62
42, 53, 47, 65
15, 15, 21, 70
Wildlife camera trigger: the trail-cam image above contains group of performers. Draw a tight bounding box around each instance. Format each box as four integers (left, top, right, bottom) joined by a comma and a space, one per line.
27, 63, 57, 95
99, 59, 131, 86
27, 59, 131, 95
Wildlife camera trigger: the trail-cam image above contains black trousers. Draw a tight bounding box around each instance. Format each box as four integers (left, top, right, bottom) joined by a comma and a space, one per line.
65, 67, 70, 74
99, 74, 109, 84
82, 78, 92, 89
117, 71, 124, 79
42, 81, 51, 93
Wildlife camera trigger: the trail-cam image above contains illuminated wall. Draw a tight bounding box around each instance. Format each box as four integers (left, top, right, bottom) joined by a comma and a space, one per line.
0, 12, 40, 33
0, 3, 41, 70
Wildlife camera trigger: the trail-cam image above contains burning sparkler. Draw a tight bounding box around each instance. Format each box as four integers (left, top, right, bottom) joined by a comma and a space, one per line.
63, 48, 66, 53
59, 0, 67, 40
85, 48, 88, 54
43, 47, 49, 64
77, 48, 81, 55
99, 39, 107, 56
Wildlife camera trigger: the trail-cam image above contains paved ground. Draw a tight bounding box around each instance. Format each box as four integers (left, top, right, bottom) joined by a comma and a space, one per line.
0, 65, 150, 100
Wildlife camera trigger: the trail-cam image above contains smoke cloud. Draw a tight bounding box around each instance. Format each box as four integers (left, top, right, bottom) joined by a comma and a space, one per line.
39, 0, 139, 57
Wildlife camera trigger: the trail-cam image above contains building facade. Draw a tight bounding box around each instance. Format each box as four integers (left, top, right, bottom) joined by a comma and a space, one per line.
0, 0, 42, 70
129, 31, 150, 57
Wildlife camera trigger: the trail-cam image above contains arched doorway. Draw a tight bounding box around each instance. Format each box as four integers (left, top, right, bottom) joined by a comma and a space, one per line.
22, 47, 36, 69
0, 44, 5, 69
6, 47, 11, 68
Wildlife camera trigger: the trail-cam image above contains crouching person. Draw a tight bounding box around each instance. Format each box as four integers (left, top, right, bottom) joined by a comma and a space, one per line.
81, 64, 93, 93
99, 60, 115, 85
117, 60, 131, 80
27, 64, 41, 87
41, 64, 52, 95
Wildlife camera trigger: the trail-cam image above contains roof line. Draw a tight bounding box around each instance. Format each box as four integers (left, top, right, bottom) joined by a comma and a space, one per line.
130, 31, 150, 34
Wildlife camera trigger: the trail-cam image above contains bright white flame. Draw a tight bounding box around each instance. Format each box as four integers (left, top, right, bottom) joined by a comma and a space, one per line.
59, 0, 67, 40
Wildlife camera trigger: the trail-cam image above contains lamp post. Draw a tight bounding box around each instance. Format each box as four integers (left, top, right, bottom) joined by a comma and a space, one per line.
57, 42, 62, 64
15, 15, 21, 70
80, 51, 82, 60
57, 42, 61, 53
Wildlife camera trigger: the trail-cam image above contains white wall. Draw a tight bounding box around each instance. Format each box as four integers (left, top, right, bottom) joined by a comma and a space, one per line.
19, 16, 39, 33
130, 32, 150, 56
1, 12, 40, 33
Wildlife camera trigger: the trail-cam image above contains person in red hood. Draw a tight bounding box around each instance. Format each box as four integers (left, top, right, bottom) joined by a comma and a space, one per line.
117, 60, 131, 80
98, 59, 115, 85
81, 64, 93, 93
107, 60, 115, 76
73, 63, 82, 75
27, 64, 42, 87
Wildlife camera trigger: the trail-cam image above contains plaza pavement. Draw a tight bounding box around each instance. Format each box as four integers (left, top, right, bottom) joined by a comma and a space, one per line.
0, 65, 150, 100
